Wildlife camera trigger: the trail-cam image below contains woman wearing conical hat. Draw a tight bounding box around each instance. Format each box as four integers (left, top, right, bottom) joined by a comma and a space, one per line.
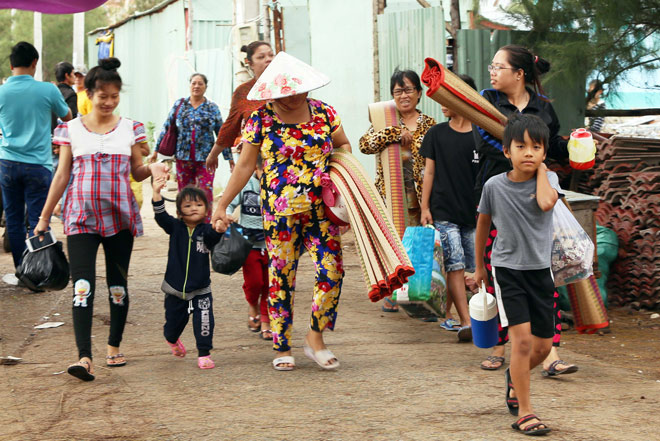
212, 52, 351, 371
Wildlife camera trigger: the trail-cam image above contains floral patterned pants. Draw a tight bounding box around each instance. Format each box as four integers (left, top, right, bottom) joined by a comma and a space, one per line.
264, 206, 344, 352
175, 159, 215, 219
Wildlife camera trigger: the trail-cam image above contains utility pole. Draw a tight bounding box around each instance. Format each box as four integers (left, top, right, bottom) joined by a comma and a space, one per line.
33, 12, 42, 81
449, 0, 460, 72
73, 13, 85, 68
262, 0, 271, 43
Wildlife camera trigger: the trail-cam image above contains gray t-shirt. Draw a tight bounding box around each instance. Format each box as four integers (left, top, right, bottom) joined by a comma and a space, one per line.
478, 171, 562, 270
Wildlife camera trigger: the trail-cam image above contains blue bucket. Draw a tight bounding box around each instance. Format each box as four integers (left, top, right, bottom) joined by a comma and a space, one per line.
471, 316, 499, 348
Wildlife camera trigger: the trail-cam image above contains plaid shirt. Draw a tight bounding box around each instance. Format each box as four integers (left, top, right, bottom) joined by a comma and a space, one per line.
53, 117, 145, 237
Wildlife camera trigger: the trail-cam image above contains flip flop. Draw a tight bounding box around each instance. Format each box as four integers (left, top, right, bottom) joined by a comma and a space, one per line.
481, 355, 505, 370
67, 361, 95, 382
303, 344, 340, 370
505, 367, 519, 416
260, 329, 273, 341
381, 297, 399, 313
272, 356, 295, 371
512, 414, 551, 436
542, 359, 578, 377
439, 318, 461, 331
106, 353, 126, 367
248, 316, 260, 332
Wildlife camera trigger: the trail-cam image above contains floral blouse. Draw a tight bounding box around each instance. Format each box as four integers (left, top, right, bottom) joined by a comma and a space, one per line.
241, 99, 341, 216
359, 112, 435, 204
156, 97, 223, 162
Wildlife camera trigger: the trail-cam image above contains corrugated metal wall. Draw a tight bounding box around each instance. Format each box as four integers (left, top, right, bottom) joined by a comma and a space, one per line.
87, 0, 235, 133
377, 6, 446, 123
455, 29, 588, 135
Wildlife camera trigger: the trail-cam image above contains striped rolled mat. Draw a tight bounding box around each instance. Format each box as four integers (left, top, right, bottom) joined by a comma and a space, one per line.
328, 149, 415, 302
368, 100, 408, 238
421, 57, 508, 140
566, 275, 610, 334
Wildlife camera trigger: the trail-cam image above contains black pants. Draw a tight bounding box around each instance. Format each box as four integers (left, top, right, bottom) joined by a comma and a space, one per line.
68, 230, 134, 360
164, 293, 214, 357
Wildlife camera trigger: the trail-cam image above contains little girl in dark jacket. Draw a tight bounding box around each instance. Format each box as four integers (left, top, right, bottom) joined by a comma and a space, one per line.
152, 179, 223, 369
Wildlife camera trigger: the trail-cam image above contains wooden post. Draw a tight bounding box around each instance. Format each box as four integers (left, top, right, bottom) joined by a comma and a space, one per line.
372, 0, 385, 101
272, 6, 285, 52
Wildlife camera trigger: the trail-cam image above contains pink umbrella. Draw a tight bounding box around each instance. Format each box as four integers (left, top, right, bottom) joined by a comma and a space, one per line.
0, 0, 108, 14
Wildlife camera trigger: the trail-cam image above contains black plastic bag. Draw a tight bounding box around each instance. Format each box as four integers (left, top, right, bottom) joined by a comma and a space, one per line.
211, 224, 252, 275
16, 241, 70, 292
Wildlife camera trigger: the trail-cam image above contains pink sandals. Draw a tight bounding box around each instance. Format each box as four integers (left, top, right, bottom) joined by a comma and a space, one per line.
198, 355, 215, 369
167, 339, 186, 357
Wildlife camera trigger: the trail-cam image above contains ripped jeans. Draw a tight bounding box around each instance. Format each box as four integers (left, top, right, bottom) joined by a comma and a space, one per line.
67, 230, 134, 360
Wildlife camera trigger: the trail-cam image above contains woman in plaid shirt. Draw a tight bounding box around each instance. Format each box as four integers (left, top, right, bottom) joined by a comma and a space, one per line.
36, 58, 169, 382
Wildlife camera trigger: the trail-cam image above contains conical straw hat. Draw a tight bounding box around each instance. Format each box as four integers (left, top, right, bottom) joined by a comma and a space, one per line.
247, 51, 330, 101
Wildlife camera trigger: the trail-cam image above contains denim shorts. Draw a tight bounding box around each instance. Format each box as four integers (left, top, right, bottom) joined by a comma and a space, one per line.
433, 220, 476, 273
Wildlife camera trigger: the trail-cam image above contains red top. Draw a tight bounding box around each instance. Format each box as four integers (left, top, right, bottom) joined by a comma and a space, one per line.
216, 78, 268, 148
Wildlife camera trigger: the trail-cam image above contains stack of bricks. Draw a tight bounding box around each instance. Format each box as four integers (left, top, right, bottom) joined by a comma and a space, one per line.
582, 137, 660, 309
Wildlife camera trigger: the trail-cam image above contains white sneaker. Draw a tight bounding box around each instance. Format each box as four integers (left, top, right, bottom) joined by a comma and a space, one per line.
2, 273, 19, 285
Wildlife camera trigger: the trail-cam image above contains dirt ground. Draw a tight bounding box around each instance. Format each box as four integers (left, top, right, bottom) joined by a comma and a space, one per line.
1, 184, 659, 441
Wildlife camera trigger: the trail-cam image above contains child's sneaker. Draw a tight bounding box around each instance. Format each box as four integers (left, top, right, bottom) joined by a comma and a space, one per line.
167, 339, 186, 357
198, 355, 215, 369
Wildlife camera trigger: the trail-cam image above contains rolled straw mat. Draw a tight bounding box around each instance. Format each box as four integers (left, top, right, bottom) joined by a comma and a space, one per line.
421, 57, 507, 140
328, 149, 414, 302
566, 275, 609, 334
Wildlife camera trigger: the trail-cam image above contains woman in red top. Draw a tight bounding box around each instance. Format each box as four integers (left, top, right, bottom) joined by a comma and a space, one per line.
206, 41, 274, 172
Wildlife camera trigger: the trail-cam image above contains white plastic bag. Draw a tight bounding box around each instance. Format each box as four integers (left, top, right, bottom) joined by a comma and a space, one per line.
551, 201, 594, 286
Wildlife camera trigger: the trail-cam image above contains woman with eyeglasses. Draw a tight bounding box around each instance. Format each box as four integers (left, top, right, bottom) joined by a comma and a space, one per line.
358, 69, 435, 312
475, 45, 576, 391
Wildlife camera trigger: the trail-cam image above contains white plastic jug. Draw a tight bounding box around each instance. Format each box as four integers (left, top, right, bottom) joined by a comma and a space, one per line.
469, 283, 499, 348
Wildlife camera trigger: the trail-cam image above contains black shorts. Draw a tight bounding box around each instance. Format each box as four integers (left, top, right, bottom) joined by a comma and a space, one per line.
492, 266, 555, 339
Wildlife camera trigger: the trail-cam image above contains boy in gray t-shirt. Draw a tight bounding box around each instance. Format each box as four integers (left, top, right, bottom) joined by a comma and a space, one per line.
475, 114, 560, 436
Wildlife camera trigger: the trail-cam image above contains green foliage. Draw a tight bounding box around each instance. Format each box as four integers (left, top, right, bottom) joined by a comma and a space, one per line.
0, 7, 110, 82
504, 0, 660, 89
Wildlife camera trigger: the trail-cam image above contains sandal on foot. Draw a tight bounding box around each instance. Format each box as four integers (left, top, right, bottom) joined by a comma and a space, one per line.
457, 326, 472, 342
272, 356, 295, 371
167, 339, 186, 358
381, 297, 399, 313
505, 367, 519, 416
481, 355, 505, 370
197, 355, 215, 369
106, 353, 126, 367
260, 329, 273, 341
439, 318, 461, 331
248, 315, 260, 332
512, 414, 551, 436
67, 360, 95, 382
303, 345, 340, 370
542, 359, 578, 377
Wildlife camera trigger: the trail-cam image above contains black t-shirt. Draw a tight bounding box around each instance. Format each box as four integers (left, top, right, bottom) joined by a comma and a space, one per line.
420, 122, 479, 227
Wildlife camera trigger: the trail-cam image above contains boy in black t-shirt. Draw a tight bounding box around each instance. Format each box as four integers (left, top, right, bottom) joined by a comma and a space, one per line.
420, 74, 479, 342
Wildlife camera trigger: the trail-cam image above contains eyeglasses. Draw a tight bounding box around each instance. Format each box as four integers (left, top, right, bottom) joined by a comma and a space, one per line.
392, 87, 418, 97
487, 64, 517, 73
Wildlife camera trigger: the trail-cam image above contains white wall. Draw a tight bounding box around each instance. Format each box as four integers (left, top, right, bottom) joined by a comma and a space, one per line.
306, 0, 377, 178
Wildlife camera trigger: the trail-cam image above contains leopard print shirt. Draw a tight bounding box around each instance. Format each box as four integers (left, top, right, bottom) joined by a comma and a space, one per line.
358, 112, 436, 205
